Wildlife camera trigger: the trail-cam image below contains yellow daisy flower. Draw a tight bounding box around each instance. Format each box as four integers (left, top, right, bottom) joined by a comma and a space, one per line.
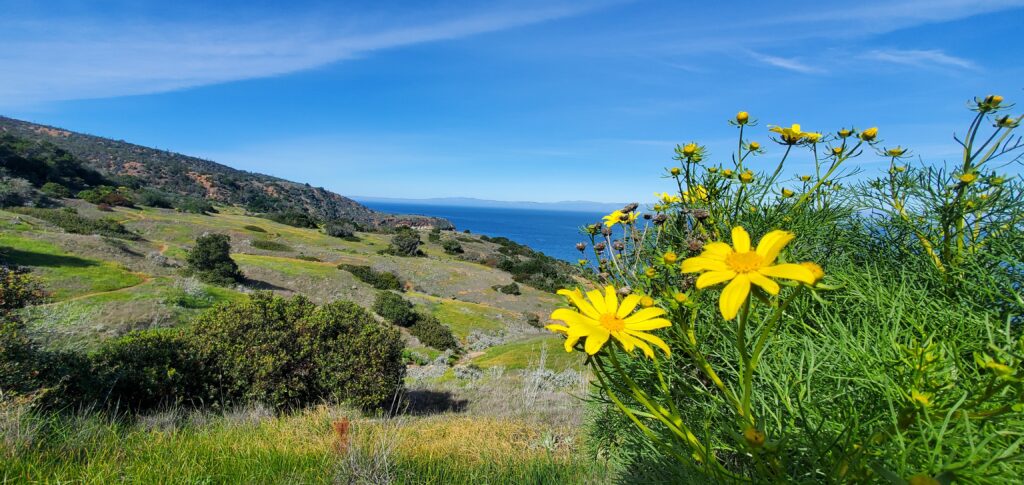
603, 210, 638, 227
682, 185, 709, 203
547, 286, 672, 357
655, 192, 681, 204
681, 227, 817, 319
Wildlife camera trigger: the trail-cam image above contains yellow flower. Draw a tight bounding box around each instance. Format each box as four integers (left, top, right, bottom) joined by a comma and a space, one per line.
603, 210, 638, 227
673, 292, 688, 303
985, 94, 1003, 106
958, 172, 978, 184
645, 267, 657, 278
683, 185, 709, 203
837, 128, 853, 138
804, 132, 822, 143
683, 143, 698, 155
769, 124, 820, 144
736, 111, 749, 124
662, 251, 678, 264
800, 175, 811, 182
781, 188, 795, 198
722, 169, 734, 177
547, 286, 672, 357
859, 127, 878, 142
886, 146, 908, 157
670, 167, 681, 176
832, 146, 843, 156
655, 192, 681, 205
739, 171, 754, 184
681, 227, 817, 320
995, 115, 1019, 128
748, 141, 760, 151
640, 296, 655, 307
910, 389, 931, 407
743, 427, 765, 448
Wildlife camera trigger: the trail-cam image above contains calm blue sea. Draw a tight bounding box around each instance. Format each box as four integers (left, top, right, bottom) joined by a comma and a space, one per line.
359, 201, 604, 262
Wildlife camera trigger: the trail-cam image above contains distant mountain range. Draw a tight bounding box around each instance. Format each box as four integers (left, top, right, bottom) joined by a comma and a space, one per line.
353, 196, 630, 213
0, 116, 450, 228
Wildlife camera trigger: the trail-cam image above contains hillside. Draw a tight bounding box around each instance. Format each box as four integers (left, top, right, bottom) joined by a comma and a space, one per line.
0, 116, 450, 228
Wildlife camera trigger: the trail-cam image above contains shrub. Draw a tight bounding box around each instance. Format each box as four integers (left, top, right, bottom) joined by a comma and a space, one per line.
0, 177, 41, 207
39, 182, 71, 198
324, 220, 356, 239
383, 227, 422, 257
408, 315, 459, 351
441, 239, 464, 255
88, 329, 205, 411
243, 225, 267, 233
190, 293, 404, 409
372, 291, 417, 327
492, 282, 521, 295
7, 207, 139, 240
261, 211, 319, 228
295, 255, 322, 262
428, 227, 442, 242
174, 197, 215, 214
136, 189, 173, 208
183, 234, 242, 286
251, 239, 292, 252
339, 264, 402, 291
77, 186, 134, 207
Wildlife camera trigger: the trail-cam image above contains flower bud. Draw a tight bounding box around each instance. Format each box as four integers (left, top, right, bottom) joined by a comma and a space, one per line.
743, 427, 766, 448
748, 141, 760, 151
622, 202, 639, 213
781, 188, 795, 198
612, 240, 625, 251
686, 238, 704, 252
640, 296, 655, 307
673, 292, 688, 303
859, 127, 878, 142
995, 115, 1019, 128
707, 167, 719, 174
594, 242, 607, 251
984, 94, 1003, 106
800, 175, 811, 182
644, 267, 656, 278
601, 227, 612, 237
575, 242, 587, 252
837, 128, 853, 138
617, 286, 632, 296
832, 147, 843, 156
886, 146, 907, 157
653, 214, 668, 225
662, 251, 678, 264
722, 169, 734, 177
739, 171, 754, 184
642, 213, 652, 220
736, 111, 749, 124
683, 143, 698, 155
691, 209, 709, 220
670, 167, 681, 176
958, 172, 978, 184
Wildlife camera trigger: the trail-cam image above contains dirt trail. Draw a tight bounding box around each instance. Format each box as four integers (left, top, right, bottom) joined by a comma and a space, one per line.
42, 273, 155, 305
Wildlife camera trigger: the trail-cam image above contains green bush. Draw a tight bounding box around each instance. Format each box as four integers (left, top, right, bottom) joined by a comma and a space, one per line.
408, 315, 459, 351
383, 227, 423, 257
88, 329, 205, 411
372, 291, 417, 327
135, 189, 173, 208
242, 225, 267, 233
40, 182, 71, 198
324, 219, 357, 239
190, 293, 404, 409
251, 239, 293, 252
77, 186, 134, 207
442, 239, 464, 255
183, 234, 242, 286
174, 197, 215, 214
7, 207, 139, 240
261, 211, 319, 228
492, 282, 521, 295
428, 227, 442, 242
339, 264, 402, 291
294, 255, 322, 262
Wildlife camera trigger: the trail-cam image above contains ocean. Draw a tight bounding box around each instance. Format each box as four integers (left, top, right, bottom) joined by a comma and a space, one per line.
358, 201, 606, 262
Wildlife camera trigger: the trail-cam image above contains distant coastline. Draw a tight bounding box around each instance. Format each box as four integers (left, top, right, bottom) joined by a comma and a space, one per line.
352, 196, 629, 214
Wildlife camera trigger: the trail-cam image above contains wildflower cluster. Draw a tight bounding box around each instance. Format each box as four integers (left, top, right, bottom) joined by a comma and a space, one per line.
548, 95, 1024, 483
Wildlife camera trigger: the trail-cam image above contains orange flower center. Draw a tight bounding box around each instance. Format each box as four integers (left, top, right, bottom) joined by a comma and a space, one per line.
599, 313, 625, 332
725, 251, 764, 273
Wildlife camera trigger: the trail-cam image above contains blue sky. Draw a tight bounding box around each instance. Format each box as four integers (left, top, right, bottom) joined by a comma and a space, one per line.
2, 0, 1023, 203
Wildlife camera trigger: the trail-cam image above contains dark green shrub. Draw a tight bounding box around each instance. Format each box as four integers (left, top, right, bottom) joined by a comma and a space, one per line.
262, 211, 319, 228
295, 255, 322, 262
7, 207, 139, 240
251, 239, 292, 252
174, 197, 215, 214
324, 220, 356, 239
409, 315, 459, 351
372, 291, 417, 327
77, 186, 134, 207
442, 239, 464, 255
0, 177, 40, 207
384, 227, 422, 257
190, 293, 404, 409
428, 227, 441, 242
136, 189, 173, 208
340, 265, 402, 291
492, 282, 521, 295
243, 225, 267, 233
40, 182, 71, 198
183, 234, 242, 286
88, 329, 205, 411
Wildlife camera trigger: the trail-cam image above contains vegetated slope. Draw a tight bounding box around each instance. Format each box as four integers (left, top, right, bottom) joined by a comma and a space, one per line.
0, 116, 449, 229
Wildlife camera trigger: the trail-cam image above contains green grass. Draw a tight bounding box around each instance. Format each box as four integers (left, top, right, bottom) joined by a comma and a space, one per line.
474, 335, 580, 372
0, 234, 145, 301
233, 253, 340, 278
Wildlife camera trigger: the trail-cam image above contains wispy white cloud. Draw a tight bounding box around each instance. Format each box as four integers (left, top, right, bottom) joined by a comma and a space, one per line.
861, 49, 979, 70
748, 51, 824, 74
0, 2, 613, 106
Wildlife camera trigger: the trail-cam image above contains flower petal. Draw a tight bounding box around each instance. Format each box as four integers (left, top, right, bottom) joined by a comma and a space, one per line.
604, 286, 619, 315
584, 330, 611, 355
557, 289, 601, 320
616, 332, 654, 358
696, 270, 737, 289
624, 318, 672, 331
681, 256, 728, 273
732, 227, 751, 253
610, 332, 635, 352
626, 330, 671, 356
550, 308, 599, 328
747, 271, 780, 295
755, 230, 794, 264
616, 294, 642, 319
545, 324, 569, 335
700, 242, 733, 260
623, 307, 666, 324
587, 289, 608, 314
719, 274, 751, 320
759, 263, 816, 284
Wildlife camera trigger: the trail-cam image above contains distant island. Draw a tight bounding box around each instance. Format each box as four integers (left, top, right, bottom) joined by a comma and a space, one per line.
352, 196, 630, 213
